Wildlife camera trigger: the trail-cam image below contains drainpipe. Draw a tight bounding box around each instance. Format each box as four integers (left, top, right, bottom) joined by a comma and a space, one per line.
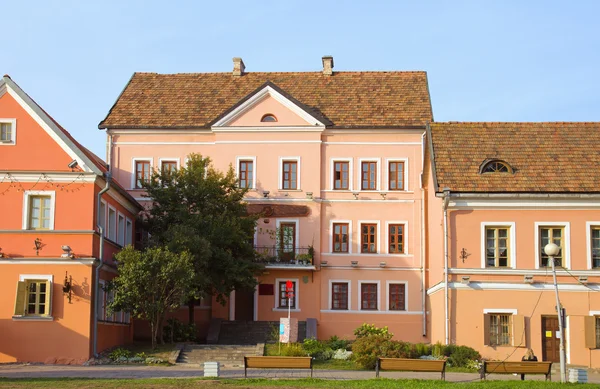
442, 188, 450, 345
93, 172, 111, 357
420, 132, 427, 337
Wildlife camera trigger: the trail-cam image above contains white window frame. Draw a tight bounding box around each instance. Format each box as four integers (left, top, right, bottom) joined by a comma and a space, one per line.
329, 220, 353, 254
386, 281, 408, 312
158, 158, 180, 172
358, 280, 381, 311
131, 157, 153, 189
385, 220, 409, 255
125, 217, 133, 246
586, 222, 600, 270
22, 190, 56, 230
534, 222, 571, 269
18, 274, 53, 318
276, 218, 300, 254
107, 205, 117, 242
0, 118, 16, 145
385, 158, 409, 191
274, 278, 300, 311
357, 158, 381, 191
278, 156, 301, 190
358, 220, 381, 254
328, 279, 351, 311
117, 213, 125, 246
480, 222, 517, 269
235, 156, 257, 189
330, 158, 353, 191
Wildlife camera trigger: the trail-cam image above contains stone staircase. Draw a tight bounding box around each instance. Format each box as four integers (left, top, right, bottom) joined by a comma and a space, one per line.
176, 344, 263, 368
216, 320, 307, 345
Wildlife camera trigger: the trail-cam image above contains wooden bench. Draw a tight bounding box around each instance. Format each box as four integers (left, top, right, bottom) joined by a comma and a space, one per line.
376, 358, 446, 380
480, 361, 552, 381
244, 356, 313, 378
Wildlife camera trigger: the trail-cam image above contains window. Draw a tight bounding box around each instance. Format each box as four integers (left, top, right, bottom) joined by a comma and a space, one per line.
97, 281, 107, 321
388, 224, 405, 254
13, 277, 52, 318
28, 195, 52, 230
488, 314, 512, 346
388, 283, 406, 311
334, 161, 349, 190
117, 214, 125, 246
125, 218, 133, 246
333, 223, 349, 253
591, 227, 600, 268
108, 207, 116, 242
540, 226, 564, 267
360, 283, 378, 310
486, 227, 510, 267
282, 160, 298, 190
596, 317, 600, 348
361, 161, 377, 190
134, 160, 151, 189
0, 119, 16, 144
388, 161, 404, 191
239, 160, 254, 189
361, 223, 377, 253
279, 222, 296, 261
261, 114, 277, 122
331, 282, 349, 310
278, 280, 296, 309
480, 159, 513, 174
161, 160, 177, 178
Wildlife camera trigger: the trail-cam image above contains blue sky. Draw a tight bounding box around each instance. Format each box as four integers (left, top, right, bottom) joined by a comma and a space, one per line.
4, 0, 599, 157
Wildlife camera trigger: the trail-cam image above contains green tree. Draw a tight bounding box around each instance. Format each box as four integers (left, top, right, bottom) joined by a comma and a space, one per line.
141, 153, 262, 323
107, 246, 195, 349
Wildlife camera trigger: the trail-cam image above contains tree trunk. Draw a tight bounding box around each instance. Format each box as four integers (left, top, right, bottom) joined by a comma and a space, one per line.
159, 316, 165, 345
188, 299, 195, 325
150, 320, 157, 350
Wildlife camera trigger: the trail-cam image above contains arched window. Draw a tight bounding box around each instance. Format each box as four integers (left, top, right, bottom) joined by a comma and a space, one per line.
480, 159, 513, 174
261, 114, 277, 122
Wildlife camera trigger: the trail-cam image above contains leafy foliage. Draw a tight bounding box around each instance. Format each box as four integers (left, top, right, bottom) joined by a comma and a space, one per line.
163, 318, 197, 343
353, 323, 393, 340
302, 338, 333, 361
108, 347, 132, 361
141, 153, 263, 311
327, 335, 350, 351
107, 246, 195, 348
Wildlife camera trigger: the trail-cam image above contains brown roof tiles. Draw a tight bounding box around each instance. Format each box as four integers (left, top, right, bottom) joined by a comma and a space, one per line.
99, 71, 433, 129
430, 122, 600, 193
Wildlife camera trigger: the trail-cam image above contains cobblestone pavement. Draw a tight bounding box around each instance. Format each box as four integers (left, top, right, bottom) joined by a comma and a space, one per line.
0, 364, 597, 384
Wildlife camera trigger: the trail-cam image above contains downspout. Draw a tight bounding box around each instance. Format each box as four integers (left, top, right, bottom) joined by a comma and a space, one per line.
442, 188, 450, 345
420, 132, 427, 337
93, 172, 111, 357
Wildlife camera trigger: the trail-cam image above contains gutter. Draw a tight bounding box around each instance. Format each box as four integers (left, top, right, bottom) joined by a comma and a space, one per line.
442, 188, 450, 345
93, 172, 111, 357
420, 131, 427, 337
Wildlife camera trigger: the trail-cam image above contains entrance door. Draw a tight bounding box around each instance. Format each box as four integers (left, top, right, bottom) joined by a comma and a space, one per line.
279, 223, 296, 261
235, 287, 255, 321
541, 316, 560, 362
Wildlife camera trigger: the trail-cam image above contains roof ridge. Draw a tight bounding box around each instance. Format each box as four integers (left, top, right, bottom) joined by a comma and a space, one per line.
433, 121, 600, 125
133, 70, 428, 76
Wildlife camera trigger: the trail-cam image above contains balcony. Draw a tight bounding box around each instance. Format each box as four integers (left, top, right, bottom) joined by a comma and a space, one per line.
254, 246, 316, 270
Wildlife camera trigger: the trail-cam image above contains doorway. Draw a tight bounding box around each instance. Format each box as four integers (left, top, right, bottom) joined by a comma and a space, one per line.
541, 316, 560, 362
235, 287, 255, 321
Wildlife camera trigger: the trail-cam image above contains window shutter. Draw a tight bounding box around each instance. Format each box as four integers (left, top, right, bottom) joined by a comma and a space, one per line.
513, 315, 526, 347
584, 316, 597, 349
46, 281, 53, 316
483, 314, 491, 345
13, 281, 26, 316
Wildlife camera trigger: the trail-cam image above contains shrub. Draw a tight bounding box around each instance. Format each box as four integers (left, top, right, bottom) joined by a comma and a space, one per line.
327, 335, 350, 351
332, 348, 352, 360
163, 318, 197, 343
353, 323, 393, 340
280, 343, 308, 357
414, 342, 432, 357
447, 345, 481, 368
108, 347, 132, 361
302, 338, 334, 361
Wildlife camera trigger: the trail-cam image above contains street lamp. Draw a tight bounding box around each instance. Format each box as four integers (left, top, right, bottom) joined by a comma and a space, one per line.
544, 242, 567, 383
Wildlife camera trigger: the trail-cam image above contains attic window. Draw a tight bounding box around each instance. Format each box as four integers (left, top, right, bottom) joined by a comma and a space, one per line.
261, 114, 277, 123
480, 160, 513, 174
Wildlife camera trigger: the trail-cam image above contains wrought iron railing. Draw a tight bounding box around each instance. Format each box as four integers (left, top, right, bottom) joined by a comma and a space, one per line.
254, 246, 314, 266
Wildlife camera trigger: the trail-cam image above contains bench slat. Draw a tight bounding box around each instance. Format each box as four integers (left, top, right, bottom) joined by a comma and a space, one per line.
245, 356, 312, 369
380, 358, 446, 372
485, 361, 552, 374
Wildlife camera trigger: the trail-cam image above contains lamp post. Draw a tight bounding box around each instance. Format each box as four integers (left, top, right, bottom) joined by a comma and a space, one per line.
544, 242, 567, 383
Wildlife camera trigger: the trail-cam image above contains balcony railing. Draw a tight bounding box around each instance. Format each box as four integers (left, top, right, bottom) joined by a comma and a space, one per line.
254, 246, 314, 267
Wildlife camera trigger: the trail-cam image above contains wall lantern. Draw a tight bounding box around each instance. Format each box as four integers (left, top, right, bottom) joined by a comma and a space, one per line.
63, 271, 73, 304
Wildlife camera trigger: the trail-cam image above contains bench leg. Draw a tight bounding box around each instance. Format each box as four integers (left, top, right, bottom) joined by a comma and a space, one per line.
311, 367, 313, 378
244, 366, 247, 379
375, 359, 380, 378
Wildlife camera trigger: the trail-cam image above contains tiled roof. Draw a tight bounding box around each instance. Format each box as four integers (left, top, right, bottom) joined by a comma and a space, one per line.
99, 71, 433, 129
430, 122, 600, 193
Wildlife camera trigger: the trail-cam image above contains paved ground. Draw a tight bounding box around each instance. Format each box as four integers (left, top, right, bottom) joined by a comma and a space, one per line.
0, 364, 596, 383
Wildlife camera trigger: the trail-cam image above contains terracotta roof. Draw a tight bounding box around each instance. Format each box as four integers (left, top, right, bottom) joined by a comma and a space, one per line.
429, 122, 600, 193
99, 71, 433, 129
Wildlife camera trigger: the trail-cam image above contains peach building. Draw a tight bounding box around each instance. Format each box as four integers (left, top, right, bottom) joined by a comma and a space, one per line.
0, 75, 141, 363
98, 57, 434, 343
427, 122, 600, 367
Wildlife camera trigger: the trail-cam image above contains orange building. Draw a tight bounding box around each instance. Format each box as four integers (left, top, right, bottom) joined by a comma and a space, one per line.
0, 75, 141, 364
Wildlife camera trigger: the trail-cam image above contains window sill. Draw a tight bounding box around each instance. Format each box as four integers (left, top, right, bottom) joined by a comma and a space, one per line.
12, 315, 53, 321
98, 320, 131, 326
272, 308, 301, 312
278, 189, 302, 192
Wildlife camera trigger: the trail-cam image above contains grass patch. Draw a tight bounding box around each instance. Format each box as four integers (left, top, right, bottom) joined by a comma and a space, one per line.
124, 342, 177, 361
0, 378, 594, 388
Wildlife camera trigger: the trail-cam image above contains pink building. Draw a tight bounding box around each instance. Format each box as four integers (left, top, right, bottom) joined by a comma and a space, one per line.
98, 57, 433, 343
427, 122, 600, 367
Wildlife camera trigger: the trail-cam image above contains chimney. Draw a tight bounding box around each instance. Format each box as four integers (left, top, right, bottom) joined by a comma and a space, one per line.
233, 57, 245, 76
322, 55, 334, 76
